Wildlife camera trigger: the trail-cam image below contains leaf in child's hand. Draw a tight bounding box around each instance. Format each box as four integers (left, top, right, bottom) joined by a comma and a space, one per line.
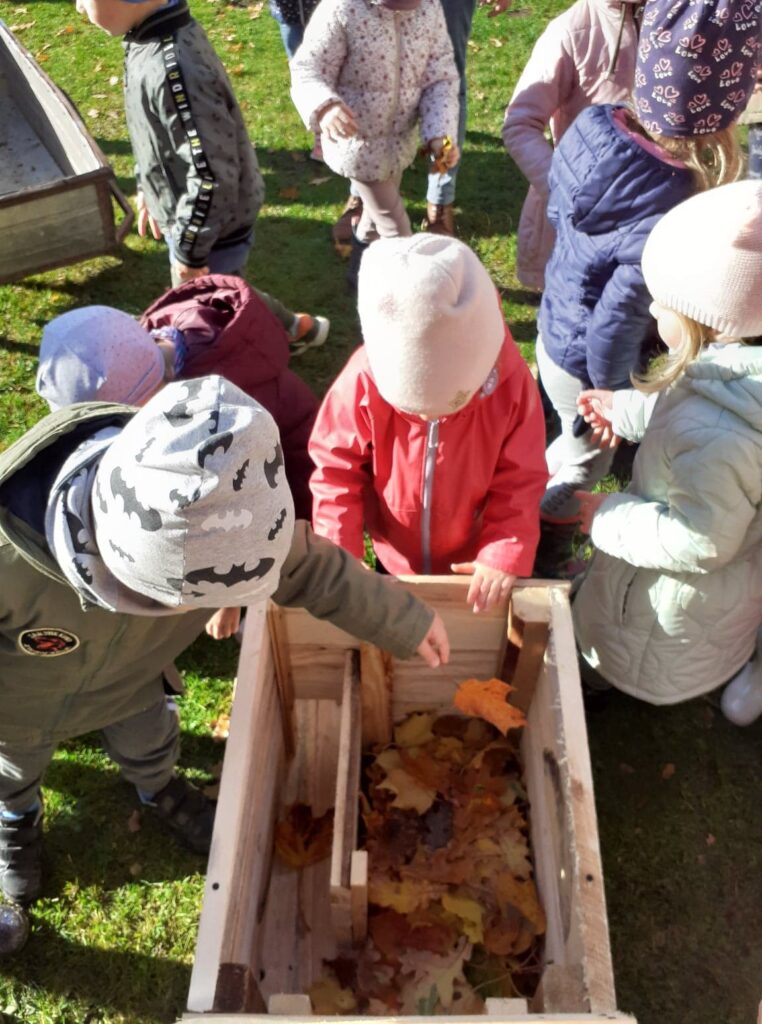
453, 678, 526, 735
278, 185, 300, 200
274, 802, 334, 868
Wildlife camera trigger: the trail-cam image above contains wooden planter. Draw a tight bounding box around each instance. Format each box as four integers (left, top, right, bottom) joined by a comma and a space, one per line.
0, 22, 133, 284
182, 579, 635, 1024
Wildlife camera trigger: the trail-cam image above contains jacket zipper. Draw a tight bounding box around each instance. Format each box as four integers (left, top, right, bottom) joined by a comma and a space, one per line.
421, 419, 439, 574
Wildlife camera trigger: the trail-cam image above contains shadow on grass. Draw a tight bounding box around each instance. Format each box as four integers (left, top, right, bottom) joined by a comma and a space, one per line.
0, 337, 40, 357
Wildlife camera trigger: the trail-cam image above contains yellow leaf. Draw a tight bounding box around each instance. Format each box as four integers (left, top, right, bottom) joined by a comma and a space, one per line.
394, 711, 435, 748
308, 976, 357, 1014
494, 871, 546, 935
378, 768, 436, 814
398, 937, 471, 1012
368, 876, 442, 914
274, 802, 334, 868
453, 678, 526, 735
441, 892, 484, 943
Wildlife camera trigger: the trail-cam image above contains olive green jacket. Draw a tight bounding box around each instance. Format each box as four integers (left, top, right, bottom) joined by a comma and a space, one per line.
0, 404, 432, 745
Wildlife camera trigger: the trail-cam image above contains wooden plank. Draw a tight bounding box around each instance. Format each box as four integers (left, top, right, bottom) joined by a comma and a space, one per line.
485, 998, 529, 1015
359, 643, 392, 746
187, 601, 285, 1015
350, 849, 368, 944
503, 589, 552, 712
330, 650, 362, 945
267, 994, 313, 1015
182, 1014, 637, 1022
267, 603, 296, 759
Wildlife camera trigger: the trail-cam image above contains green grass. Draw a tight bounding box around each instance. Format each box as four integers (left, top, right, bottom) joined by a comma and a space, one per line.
1, 3, 761, 1023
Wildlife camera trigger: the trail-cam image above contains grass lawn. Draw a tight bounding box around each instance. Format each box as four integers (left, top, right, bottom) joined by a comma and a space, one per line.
1, 1, 761, 1022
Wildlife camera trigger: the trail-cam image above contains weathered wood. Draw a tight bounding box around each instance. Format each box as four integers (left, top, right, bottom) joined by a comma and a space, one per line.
267, 994, 312, 1015
503, 588, 552, 712
350, 850, 368, 944
485, 998, 529, 1015
330, 650, 363, 945
267, 604, 296, 759
359, 643, 392, 746
182, 1014, 637, 1022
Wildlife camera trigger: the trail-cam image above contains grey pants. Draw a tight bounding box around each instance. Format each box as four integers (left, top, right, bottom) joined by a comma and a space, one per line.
351, 172, 412, 242
535, 335, 614, 520
0, 694, 179, 815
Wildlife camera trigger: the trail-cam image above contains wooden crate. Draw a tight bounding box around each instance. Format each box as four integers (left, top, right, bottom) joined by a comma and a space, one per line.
0, 21, 133, 283
182, 578, 636, 1024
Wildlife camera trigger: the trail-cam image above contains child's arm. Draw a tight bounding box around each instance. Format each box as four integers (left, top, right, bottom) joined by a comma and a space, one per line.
308, 354, 373, 561
418, 1, 460, 156
289, 0, 349, 133
273, 520, 450, 667
577, 387, 658, 449
584, 258, 655, 390
501, 16, 575, 198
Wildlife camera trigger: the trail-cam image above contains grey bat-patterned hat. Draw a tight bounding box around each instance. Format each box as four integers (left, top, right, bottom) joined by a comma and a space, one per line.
92, 375, 294, 609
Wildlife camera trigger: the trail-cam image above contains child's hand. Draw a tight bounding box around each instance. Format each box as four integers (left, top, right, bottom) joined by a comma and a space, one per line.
205, 606, 241, 640
173, 260, 210, 283
136, 190, 162, 241
577, 389, 620, 450
574, 491, 609, 534
428, 137, 460, 171
451, 562, 516, 613
318, 101, 358, 141
416, 611, 450, 668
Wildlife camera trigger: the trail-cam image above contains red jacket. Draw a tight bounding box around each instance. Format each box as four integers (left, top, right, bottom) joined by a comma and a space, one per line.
141, 275, 318, 520
309, 330, 548, 576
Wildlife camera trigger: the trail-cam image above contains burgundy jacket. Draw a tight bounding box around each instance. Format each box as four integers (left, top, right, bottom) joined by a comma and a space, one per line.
141, 275, 317, 519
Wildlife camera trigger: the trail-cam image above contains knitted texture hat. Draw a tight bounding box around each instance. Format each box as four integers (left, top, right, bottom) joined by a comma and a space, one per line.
92, 375, 294, 608
642, 179, 762, 338
357, 234, 504, 418
634, 0, 762, 137
37, 307, 165, 410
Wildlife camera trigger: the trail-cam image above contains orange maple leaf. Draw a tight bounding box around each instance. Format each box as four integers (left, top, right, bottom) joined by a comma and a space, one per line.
453, 678, 526, 735
274, 802, 334, 868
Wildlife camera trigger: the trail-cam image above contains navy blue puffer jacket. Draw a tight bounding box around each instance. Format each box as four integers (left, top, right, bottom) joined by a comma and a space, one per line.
538, 104, 695, 390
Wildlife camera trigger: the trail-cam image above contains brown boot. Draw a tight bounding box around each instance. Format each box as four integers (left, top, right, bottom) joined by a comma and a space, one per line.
332, 195, 364, 247
421, 201, 455, 237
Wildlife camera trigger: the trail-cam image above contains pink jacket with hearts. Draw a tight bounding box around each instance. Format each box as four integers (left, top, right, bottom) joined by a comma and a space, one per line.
290, 0, 459, 182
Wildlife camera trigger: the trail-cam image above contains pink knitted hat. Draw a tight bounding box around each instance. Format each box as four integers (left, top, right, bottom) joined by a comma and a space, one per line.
642, 180, 762, 338
357, 235, 504, 418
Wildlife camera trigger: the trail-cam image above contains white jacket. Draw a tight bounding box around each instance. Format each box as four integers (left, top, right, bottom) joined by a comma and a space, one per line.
290, 0, 459, 182
502, 0, 637, 290
574, 345, 762, 704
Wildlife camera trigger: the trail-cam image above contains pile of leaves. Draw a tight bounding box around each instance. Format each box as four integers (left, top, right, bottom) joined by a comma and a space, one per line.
309, 679, 546, 1015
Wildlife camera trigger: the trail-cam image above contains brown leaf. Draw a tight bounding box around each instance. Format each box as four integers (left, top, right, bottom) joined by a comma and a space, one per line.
368, 876, 444, 914
289, 150, 307, 163
706, 833, 717, 846
126, 809, 141, 833
453, 678, 527, 735
365, 808, 422, 872
661, 763, 676, 780
494, 871, 546, 935
278, 185, 300, 200
210, 712, 230, 740
308, 175, 332, 186
397, 937, 471, 1012
308, 976, 357, 1014
129, 862, 142, 877
274, 802, 334, 868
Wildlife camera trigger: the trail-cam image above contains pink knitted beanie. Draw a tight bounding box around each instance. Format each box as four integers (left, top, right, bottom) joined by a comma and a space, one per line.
642, 180, 762, 338
357, 234, 504, 418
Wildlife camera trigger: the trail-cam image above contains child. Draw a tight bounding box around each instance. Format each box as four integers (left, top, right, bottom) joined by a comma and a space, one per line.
0, 377, 449, 916
572, 180, 762, 712
74, 0, 328, 353
535, 0, 756, 527
289, 0, 460, 284
308, 234, 548, 613
502, 0, 642, 291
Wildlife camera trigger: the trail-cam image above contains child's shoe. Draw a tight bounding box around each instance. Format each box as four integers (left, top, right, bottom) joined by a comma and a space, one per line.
0, 805, 43, 905
721, 658, 762, 726
0, 902, 30, 956
289, 314, 330, 357
421, 201, 455, 237
332, 195, 364, 248
142, 775, 215, 855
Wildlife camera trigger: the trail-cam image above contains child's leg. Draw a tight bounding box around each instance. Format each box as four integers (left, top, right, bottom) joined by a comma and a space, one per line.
351, 173, 412, 241
535, 335, 614, 520
275, 19, 304, 60
0, 742, 53, 903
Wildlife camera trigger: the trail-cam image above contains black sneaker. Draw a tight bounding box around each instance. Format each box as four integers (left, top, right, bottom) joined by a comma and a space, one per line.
0, 806, 43, 905
145, 776, 215, 855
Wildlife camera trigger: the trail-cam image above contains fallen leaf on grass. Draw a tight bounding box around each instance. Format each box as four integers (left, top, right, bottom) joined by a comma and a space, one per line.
308, 175, 332, 186
454, 678, 526, 735
129, 862, 142, 877
706, 833, 716, 846
274, 802, 334, 868
661, 763, 676, 780
248, 1, 265, 16
289, 150, 307, 163
126, 809, 141, 833
278, 185, 300, 200
209, 712, 230, 740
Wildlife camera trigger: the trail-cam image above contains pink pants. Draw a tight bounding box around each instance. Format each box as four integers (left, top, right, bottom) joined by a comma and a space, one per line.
351, 171, 412, 242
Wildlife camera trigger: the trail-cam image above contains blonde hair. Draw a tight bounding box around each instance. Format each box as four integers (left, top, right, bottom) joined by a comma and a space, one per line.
623, 113, 743, 190
633, 312, 712, 394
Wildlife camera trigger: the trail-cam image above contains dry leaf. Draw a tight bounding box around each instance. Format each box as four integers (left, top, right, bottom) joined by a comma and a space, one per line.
126, 809, 141, 833
109, 75, 120, 86
36, 52, 50, 63
289, 150, 307, 163
494, 871, 546, 935
9, 21, 35, 31
394, 712, 435, 748
706, 833, 717, 846
86, 108, 99, 118
129, 862, 142, 877
210, 712, 230, 740
441, 892, 484, 943
378, 768, 436, 814
489, 36, 504, 47
275, 802, 334, 868
278, 185, 300, 200
398, 937, 471, 1012
308, 175, 332, 186
56, 24, 75, 35
248, 1, 265, 17
453, 678, 526, 735
661, 763, 676, 780
368, 876, 443, 914
308, 976, 357, 1014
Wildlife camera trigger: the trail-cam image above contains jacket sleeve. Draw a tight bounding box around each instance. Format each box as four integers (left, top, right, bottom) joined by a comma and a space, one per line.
501, 17, 574, 198
611, 388, 660, 443
272, 520, 433, 657
418, 3, 460, 145
289, 0, 348, 131
584, 260, 654, 390
151, 61, 248, 268
591, 427, 761, 573
308, 360, 373, 561
475, 363, 548, 575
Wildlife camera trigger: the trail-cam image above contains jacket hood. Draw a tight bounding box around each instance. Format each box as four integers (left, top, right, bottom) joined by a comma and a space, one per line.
550, 105, 692, 235
683, 345, 762, 434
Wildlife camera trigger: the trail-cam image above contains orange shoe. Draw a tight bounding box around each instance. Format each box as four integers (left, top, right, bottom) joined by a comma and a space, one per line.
289, 314, 330, 357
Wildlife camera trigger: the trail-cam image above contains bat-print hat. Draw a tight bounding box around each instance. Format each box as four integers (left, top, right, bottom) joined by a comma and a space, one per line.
91, 375, 294, 609
634, 0, 761, 137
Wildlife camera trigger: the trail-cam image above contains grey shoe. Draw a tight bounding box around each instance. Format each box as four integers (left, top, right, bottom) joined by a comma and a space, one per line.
145, 776, 215, 855
0, 806, 43, 905
0, 902, 30, 956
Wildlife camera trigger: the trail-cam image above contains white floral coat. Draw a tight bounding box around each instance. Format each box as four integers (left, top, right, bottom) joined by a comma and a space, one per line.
290, 0, 459, 182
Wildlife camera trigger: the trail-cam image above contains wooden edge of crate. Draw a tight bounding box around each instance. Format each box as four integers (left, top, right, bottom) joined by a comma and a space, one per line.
181, 1013, 637, 1022
187, 602, 286, 1015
